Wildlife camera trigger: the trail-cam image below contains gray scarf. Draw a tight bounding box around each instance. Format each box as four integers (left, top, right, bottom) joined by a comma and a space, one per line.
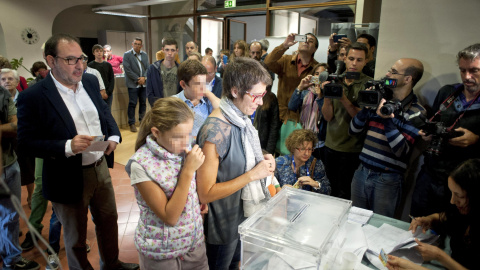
219, 97, 271, 203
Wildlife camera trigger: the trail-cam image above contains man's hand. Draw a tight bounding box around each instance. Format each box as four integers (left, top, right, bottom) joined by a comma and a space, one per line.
283, 33, 297, 49
100, 90, 108, 100
297, 75, 313, 91
71, 135, 94, 154
376, 98, 394, 119
449, 127, 478, 147
338, 37, 352, 47
329, 33, 339, 52
104, 140, 118, 155
137, 77, 146, 85
418, 130, 433, 142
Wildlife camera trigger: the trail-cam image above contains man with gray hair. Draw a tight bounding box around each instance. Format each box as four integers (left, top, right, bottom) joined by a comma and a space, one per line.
0, 69, 20, 103
411, 43, 480, 217
258, 39, 269, 61
103, 44, 123, 75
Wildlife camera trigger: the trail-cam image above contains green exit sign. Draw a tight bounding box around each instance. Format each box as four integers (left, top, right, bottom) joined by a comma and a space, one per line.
224, 0, 236, 8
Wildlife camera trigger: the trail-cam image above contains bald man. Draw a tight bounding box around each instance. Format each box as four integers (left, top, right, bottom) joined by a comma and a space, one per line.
249, 42, 262, 61
185, 41, 198, 59
201, 55, 222, 98
349, 58, 426, 218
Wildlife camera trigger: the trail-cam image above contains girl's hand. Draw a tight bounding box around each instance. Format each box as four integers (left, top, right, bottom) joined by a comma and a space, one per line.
297, 75, 313, 91
184, 144, 205, 172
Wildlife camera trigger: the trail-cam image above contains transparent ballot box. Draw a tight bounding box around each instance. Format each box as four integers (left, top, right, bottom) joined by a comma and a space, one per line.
238, 187, 352, 270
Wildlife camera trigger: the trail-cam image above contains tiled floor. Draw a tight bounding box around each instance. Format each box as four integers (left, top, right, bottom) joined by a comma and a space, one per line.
8, 162, 140, 269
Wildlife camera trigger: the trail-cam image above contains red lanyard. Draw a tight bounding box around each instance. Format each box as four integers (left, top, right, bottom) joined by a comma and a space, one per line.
429, 86, 480, 132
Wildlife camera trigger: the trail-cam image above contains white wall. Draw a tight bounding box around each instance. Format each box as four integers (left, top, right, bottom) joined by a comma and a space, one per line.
376, 0, 480, 108
232, 15, 266, 43
0, 0, 146, 79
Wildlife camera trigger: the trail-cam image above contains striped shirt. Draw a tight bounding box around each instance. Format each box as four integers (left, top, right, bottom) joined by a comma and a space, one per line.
349, 95, 426, 173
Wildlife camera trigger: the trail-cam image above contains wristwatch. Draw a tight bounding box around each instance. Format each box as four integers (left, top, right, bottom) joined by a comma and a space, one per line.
313, 181, 321, 190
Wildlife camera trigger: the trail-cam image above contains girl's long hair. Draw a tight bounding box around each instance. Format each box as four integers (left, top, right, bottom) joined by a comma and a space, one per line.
135, 97, 194, 151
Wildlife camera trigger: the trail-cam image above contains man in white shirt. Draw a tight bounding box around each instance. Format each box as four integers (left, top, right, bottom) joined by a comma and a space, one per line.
17, 33, 139, 270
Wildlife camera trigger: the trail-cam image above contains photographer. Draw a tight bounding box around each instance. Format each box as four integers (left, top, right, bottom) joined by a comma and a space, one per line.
411, 44, 480, 217
349, 59, 426, 217
321, 42, 372, 199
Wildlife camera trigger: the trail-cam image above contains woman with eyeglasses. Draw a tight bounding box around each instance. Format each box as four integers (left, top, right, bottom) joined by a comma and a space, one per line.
275, 129, 331, 194
196, 57, 276, 269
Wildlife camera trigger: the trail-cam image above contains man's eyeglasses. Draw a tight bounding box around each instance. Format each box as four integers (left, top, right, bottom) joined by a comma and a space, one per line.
387, 69, 406, 76
296, 148, 314, 153
245, 90, 266, 102
55, 56, 88, 65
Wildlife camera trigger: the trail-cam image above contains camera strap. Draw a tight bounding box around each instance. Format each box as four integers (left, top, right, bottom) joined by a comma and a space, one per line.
430, 84, 480, 131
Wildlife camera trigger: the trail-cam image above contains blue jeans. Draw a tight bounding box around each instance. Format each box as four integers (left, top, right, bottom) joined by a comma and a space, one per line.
351, 164, 403, 218
127, 87, 146, 126
49, 208, 61, 254
0, 162, 22, 266
206, 238, 241, 270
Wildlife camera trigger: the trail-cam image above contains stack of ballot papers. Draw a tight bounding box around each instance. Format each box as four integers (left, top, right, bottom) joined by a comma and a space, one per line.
348, 207, 374, 225
362, 223, 439, 269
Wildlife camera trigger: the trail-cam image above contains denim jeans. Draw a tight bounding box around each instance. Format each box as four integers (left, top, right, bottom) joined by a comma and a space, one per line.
127, 87, 146, 126
351, 164, 403, 218
206, 238, 241, 270
0, 162, 22, 266
49, 208, 61, 254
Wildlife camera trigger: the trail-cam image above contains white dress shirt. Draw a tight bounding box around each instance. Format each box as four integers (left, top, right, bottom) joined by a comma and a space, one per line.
50, 73, 119, 165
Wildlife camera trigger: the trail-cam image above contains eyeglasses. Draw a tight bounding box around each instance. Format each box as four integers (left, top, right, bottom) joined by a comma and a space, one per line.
55, 56, 88, 65
245, 90, 266, 102
296, 148, 314, 153
387, 69, 406, 76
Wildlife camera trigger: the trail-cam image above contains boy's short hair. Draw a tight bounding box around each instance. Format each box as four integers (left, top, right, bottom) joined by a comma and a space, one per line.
177, 59, 207, 85
92, 44, 104, 54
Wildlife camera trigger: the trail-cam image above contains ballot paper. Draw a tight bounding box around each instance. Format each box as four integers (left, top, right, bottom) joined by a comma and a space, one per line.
364, 223, 438, 256
83, 141, 110, 152
348, 207, 374, 225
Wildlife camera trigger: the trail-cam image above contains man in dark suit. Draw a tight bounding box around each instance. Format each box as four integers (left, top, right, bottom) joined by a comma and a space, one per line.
123, 37, 149, 132
17, 34, 138, 270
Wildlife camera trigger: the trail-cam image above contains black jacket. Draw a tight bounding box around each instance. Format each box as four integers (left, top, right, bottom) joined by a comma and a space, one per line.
253, 92, 281, 154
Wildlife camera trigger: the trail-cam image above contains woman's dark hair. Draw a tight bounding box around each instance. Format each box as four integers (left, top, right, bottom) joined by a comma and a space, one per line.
450, 159, 480, 216
30, 61, 48, 77
449, 158, 480, 247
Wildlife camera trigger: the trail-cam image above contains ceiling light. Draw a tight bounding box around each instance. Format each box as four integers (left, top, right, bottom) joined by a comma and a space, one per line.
94, 10, 148, 18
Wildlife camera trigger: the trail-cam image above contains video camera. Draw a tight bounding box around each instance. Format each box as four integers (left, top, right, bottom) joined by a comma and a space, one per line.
322, 60, 360, 99
358, 78, 398, 115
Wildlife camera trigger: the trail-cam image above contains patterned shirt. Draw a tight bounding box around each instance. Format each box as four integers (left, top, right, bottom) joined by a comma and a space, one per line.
274, 154, 331, 195
174, 90, 213, 137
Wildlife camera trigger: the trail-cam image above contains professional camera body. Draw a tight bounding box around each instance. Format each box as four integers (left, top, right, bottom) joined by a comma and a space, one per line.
422, 120, 463, 156
358, 78, 398, 115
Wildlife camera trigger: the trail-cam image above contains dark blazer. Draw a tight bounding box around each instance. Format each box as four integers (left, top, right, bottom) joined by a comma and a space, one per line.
17, 73, 121, 204
211, 75, 223, 98
123, 49, 149, 88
